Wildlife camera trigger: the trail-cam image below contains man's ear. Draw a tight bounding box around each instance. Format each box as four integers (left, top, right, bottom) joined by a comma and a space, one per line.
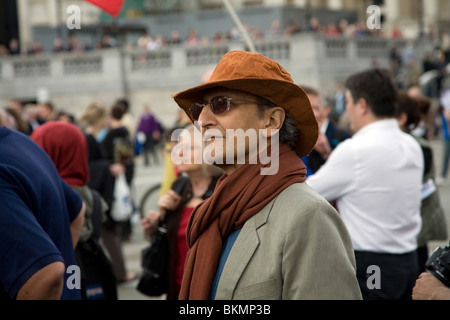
357, 98, 370, 116
261, 107, 285, 138
397, 112, 408, 128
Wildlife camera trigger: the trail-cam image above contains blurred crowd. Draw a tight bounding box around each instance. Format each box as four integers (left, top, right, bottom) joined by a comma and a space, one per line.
0, 96, 168, 290
2, 17, 449, 56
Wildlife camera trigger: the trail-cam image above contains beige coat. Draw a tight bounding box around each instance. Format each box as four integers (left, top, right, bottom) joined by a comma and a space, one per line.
214, 183, 362, 300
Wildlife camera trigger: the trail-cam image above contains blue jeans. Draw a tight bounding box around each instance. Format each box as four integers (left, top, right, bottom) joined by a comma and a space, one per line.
354, 250, 418, 300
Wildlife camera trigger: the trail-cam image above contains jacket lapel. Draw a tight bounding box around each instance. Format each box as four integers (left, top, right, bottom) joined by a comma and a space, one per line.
215, 199, 276, 299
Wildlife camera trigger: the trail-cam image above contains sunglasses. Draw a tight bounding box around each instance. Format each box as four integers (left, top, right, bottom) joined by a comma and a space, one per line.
189, 96, 260, 121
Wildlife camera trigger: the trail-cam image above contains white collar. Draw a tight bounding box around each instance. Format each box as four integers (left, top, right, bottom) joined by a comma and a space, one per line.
320, 118, 329, 135
353, 119, 399, 138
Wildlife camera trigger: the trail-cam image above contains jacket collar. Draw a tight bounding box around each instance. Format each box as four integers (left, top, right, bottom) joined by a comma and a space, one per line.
214, 198, 276, 299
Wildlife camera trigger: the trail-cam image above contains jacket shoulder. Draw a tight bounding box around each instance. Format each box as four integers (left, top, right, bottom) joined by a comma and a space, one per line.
251, 182, 342, 234
274, 183, 334, 214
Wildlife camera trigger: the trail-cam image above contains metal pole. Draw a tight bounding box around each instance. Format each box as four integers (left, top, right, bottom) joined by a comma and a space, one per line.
418, 0, 424, 37
305, 0, 312, 29
221, 0, 256, 53
119, 43, 130, 101
55, 0, 62, 40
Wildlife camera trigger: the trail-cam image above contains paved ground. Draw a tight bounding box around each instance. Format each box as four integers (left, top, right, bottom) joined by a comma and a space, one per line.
116, 154, 166, 300
116, 139, 450, 300
428, 139, 450, 249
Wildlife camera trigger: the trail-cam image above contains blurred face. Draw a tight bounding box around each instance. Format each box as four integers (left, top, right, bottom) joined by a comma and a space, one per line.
98, 115, 108, 130
174, 128, 203, 174
9, 100, 22, 114
308, 94, 330, 126
37, 104, 53, 121
345, 90, 362, 133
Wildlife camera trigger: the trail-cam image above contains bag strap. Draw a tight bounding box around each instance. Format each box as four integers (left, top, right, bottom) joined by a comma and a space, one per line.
160, 174, 190, 229
90, 189, 102, 240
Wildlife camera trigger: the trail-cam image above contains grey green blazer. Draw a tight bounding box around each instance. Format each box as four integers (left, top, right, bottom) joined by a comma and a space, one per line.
214, 183, 362, 300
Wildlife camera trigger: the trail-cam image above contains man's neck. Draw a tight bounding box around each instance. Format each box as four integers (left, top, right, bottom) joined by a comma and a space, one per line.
354, 116, 393, 133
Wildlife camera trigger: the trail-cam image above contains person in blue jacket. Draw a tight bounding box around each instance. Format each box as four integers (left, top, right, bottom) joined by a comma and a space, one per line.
0, 125, 85, 300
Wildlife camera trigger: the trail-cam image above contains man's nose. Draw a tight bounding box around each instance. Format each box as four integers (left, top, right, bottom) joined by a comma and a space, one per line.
197, 104, 215, 128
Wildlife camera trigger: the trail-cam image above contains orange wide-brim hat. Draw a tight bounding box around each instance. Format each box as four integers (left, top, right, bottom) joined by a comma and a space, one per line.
172, 50, 318, 158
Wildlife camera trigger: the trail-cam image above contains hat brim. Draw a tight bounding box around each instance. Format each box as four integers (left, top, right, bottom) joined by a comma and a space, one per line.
173, 78, 318, 158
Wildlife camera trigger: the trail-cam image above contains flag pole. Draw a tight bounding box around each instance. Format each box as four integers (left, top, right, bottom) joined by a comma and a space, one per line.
221, 0, 256, 53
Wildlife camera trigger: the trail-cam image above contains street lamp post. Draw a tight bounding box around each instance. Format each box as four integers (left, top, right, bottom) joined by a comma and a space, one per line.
305, 0, 312, 30
55, 0, 66, 41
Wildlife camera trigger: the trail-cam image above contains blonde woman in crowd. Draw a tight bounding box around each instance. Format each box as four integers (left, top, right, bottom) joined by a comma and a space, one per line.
141, 124, 223, 299
78, 102, 135, 283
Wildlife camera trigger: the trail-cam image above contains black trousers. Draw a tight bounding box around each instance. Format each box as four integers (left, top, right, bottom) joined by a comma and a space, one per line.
355, 250, 418, 300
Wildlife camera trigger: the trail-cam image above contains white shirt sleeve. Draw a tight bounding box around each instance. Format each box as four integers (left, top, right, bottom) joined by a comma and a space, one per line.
306, 141, 357, 202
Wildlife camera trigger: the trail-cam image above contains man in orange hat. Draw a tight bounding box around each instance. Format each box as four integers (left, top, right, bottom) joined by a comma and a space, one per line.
172, 50, 362, 300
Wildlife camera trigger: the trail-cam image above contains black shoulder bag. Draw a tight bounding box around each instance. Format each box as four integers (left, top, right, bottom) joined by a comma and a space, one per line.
136, 211, 170, 297
77, 189, 118, 300
137, 175, 190, 297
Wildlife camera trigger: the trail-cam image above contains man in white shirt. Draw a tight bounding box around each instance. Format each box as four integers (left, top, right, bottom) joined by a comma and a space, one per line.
307, 68, 423, 300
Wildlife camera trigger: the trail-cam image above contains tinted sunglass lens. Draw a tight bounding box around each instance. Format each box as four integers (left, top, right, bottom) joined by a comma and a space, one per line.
189, 103, 203, 120
211, 97, 229, 115
190, 97, 229, 120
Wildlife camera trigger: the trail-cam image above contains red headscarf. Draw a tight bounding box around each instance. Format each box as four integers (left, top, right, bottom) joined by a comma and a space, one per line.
31, 121, 89, 187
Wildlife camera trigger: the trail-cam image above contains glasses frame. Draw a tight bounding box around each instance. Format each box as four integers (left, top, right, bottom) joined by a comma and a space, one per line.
189, 96, 260, 121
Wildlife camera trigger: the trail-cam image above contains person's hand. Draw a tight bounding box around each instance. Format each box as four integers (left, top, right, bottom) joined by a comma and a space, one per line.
141, 210, 161, 240
158, 190, 182, 212
109, 163, 125, 177
314, 133, 332, 160
152, 130, 161, 142
412, 272, 450, 300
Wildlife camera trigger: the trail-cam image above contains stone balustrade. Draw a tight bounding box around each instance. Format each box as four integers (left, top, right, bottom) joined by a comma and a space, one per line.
0, 34, 432, 125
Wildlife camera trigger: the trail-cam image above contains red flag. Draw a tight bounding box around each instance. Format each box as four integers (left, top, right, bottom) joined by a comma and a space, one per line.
84, 0, 125, 18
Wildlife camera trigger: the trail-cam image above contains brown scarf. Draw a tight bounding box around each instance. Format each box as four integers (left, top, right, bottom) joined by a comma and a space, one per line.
178, 143, 307, 299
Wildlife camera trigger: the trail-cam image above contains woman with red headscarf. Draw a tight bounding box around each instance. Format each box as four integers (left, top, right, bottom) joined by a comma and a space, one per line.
31, 121, 95, 240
